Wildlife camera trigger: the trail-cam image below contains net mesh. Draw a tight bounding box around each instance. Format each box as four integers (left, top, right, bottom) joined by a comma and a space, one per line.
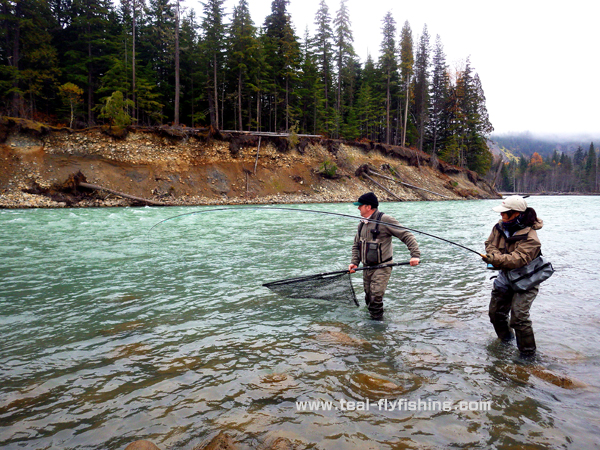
263, 272, 358, 307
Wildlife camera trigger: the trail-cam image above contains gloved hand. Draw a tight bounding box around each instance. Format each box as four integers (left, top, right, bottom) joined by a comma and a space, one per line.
481, 254, 493, 264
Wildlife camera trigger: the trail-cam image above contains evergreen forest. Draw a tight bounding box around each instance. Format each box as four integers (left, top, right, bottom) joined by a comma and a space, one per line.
1, 0, 497, 174
494, 143, 599, 194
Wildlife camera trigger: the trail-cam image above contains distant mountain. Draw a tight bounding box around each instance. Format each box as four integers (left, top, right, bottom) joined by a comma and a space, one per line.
490, 132, 598, 159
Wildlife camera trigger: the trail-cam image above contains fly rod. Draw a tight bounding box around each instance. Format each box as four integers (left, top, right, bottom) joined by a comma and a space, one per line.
149, 206, 485, 257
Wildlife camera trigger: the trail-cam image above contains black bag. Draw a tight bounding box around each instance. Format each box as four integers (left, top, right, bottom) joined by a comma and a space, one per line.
506, 255, 555, 292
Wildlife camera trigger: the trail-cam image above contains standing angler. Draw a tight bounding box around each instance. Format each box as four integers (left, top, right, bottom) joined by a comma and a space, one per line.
348, 192, 420, 320
483, 195, 544, 359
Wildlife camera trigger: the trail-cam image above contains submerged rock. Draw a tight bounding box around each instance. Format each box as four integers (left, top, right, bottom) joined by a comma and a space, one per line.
347, 372, 422, 398
314, 330, 370, 348
197, 431, 238, 450
124, 440, 161, 450
99, 320, 144, 336
265, 437, 294, 450
260, 373, 290, 384
500, 364, 588, 389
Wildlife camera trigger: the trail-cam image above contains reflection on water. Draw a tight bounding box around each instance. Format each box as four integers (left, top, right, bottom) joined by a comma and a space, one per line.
1, 197, 599, 449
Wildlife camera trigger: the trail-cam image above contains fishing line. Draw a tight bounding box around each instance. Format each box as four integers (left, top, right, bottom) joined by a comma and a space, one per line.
148, 206, 484, 257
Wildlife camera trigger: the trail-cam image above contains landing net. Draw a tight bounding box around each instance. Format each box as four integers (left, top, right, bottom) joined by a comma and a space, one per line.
263, 272, 359, 307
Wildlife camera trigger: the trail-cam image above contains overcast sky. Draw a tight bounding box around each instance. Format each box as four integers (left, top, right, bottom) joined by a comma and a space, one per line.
192, 0, 599, 138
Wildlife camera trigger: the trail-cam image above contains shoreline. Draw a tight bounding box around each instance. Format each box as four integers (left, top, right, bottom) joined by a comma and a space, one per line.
0, 191, 455, 210
2, 119, 500, 209
1, 191, 595, 210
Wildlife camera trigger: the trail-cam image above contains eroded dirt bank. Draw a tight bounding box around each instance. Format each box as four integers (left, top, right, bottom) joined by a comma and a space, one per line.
0, 117, 499, 208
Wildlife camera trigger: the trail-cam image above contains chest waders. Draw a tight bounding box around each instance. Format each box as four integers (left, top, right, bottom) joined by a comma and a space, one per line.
358, 211, 392, 267
358, 211, 390, 320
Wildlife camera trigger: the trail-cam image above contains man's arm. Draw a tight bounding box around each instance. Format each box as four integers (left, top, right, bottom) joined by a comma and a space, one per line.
349, 230, 361, 272
383, 214, 421, 262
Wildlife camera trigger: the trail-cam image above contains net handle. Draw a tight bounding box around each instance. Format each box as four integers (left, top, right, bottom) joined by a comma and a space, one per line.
311, 261, 412, 278
262, 261, 414, 287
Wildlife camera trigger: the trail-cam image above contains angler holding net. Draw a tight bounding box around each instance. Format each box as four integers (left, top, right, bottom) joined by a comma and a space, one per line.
349, 193, 421, 320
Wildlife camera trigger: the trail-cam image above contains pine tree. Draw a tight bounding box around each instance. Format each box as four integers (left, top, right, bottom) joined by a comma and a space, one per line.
178, 8, 202, 126
313, 0, 334, 131
116, 0, 135, 119
297, 27, 324, 134
200, 0, 226, 129
398, 21, 413, 147
263, 0, 300, 131
1, 0, 60, 118
173, 0, 181, 124
247, 28, 271, 131
356, 53, 381, 140
585, 142, 597, 192
62, 0, 116, 125
445, 58, 493, 174
136, 61, 165, 124
379, 11, 397, 144
333, 0, 356, 138
228, 0, 257, 130
58, 82, 84, 127
428, 34, 450, 155
356, 81, 375, 139
99, 89, 134, 126
412, 24, 430, 152
281, 17, 300, 130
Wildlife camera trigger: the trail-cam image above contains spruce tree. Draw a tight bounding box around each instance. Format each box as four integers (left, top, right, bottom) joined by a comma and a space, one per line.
585, 142, 597, 192
428, 34, 450, 155
379, 11, 397, 144
445, 59, 493, 173
63, 0, 116, 125
178, 9, 202, 126
333, 0, 356, 138
313, 0, 334, 131
138, 0, 177, 121
247, 28, 271, 131
200, 0, 226, 129
412, 24, 430, 152
228, 0, 257, 130
263, 0, 300, 131
398, 21, 413, 147
297, 27, 324, 134
357, 53, 381, 140
1, 0, 60, 118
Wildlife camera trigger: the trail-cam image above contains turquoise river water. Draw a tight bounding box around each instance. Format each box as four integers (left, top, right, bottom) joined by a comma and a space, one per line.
1, 196, 599, 449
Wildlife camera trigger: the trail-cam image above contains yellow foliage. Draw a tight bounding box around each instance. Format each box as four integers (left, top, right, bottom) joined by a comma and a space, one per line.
529, 152, 544, 167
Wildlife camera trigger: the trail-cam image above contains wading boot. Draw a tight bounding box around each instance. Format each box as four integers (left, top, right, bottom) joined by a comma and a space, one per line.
515, 329, 536, 360
493, 322, 514, 343
368, 296, 384, 321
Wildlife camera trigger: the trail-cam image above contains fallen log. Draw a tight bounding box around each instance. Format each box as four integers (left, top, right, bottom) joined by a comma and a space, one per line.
361, 173, 404, 201
369, 168, 450, 199
254, 136, 261, 175
221, 130, 322, 138
78, 182, 165, 206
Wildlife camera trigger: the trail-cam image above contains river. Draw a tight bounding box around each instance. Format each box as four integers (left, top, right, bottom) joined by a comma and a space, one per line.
1, 196, 599, 449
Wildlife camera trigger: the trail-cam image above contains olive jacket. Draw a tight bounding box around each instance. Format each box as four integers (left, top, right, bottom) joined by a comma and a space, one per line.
485, 219, 543, 270
351, 210, 420, 267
